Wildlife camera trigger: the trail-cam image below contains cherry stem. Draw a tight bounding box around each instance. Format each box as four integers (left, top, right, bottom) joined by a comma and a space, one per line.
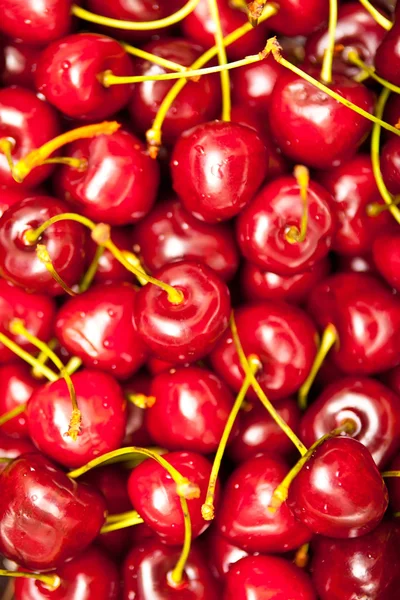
368, 196, 400, 216
0, 331, 58, 382
320, 0, 337, 84
230, 312, 308, 457
294, 543, 310, 568
381, 471, 400, 477
202, 354, 261, 521
64, 356, 82, 376
9, 319, 81, 441
126, 393, 156, 409
0, 571, 60, 591
31, 337, 58, 379
0, 458, 12, 464
247, 1, 269, 27
36, 244, 78, 297
79, 246, 105, 293
0, 403, 26, 427
298, 323, 338, 410
285, 165, 310, 244
106, 509, 143, 524
0, 138, 15, 171
23, 214, 183, 305
120, 42, 187, 73
358, 0, 392, 30
269, 420, 357, 512
101, 511, 144, 534
347, 50, 400, 93
208, 0, 231, 121
71, 0, 201, 30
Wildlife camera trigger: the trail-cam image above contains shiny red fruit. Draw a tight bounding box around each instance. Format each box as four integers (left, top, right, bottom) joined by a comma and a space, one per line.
0, 432, 36, 471
381, 136, 400, 194
373, 231, 400, 292
231, 55, 284, 114
1, 41, 42, 89
0, 0, 71, 45
0, 363, 40, 438
205, 529, 248, 582
85, 227, 134, 285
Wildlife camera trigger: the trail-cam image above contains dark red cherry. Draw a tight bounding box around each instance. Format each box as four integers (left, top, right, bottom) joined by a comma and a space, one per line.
0, 187, 46, 219
129, 38, 220, 146
134, 261, 231, 363
373, 231, 400, 292
0, 0, 71, 45
0, 432, 36, 471
205, 529, 248, 582
0, 453, 106, 570
55, 283, 148, 379
132, 198, 239, 282
334, 252, 377, 275
386, 453, 400, 513
171, 121, 268, 222
269, 71, 374, 169
288, 436, 388, 538
15, 545, 120, 600
0, 87, 60, 188
35, 33, 134, 120
26, 369, 127, 468
0, 279, 56, 361
123, 539, 219, 600
1, 41, 42, 89
223, 555, 317, 600
231, 54, 285, 114
268, 0, 329, 36
146, 366, 237, 454
300, 377, 400, 468
211, 302, 317, 401
123, 373, 154, 447
85, 227, 134, 285
311, 521, 400, 600
236, 175, 335, 275
375, 21, 400, 85
0, 363, 40, 438
128, 451, 217, 545
56, 129, 159, 225
381, 136, 400, 194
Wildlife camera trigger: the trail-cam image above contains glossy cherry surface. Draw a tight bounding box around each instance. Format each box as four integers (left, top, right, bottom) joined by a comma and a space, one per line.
0, 363, 40, 438
0, 432, 36, 471
386, 453, 400, 513
231, 55, 285, 114
171, 120, 268, 222
0, 187, 44, 219
375, 21, 400, 85
288, 436, 388, 538
0, 453, 106, 570
0, 0, 71, 45
1, 41, 42, 89
381, 137, 400, 194
268, 0, 329, 36
134, 261, 231, 363
26, 369, 127, 468
205, 530, 248, 582
373, 231, 400, 292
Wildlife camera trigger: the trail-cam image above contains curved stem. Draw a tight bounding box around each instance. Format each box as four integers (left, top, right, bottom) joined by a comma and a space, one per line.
31, 337, 58, 379
79, 246, 105, 293
358, 0, 392, 30
126, 393, 156, 409
321, 0, 338, 84
0, 403, 26, 427
294, 543, 310, 568
64, 356, 82, 377
41, 157, 88, 170
381, 471, 400, 477
121, 43, 187, 73
347, 50, 400, 94
36, 245, 78, 297
101, 512, 144, 533
208, 0, 231, 121
0, 331, 58, 382
285, 165, 309, 244
0, 138, 15, 171
0, 571, 60, 591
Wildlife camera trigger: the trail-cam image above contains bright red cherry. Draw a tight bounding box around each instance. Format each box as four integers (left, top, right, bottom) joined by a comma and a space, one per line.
26, 369, 127, 468
133, 197, 239, 282
55, 283, 148, 379
147, 356, 180, 375
128, 451, 217, 545
134, 261, 231, 363
268, 0, 329, 36
210, 302, 317, 401
0, 187, 46, 219
375, 21, 400, 85
35, 33, 134, 120
288, 436, 388, 538
171, 121, 268, 222
0, 432, 36, 471
381, 137, 400, 194
1, 41, 42, 89
386, 453, 400, 513
231, 54, 285, 114
123, 373, 154, 447
0, 453, 106, 570
85, 227, 134, 285
205, 529, 248, 582
0, 363, 40, 438
0, 0, 71, 45
373, 231, 400, 292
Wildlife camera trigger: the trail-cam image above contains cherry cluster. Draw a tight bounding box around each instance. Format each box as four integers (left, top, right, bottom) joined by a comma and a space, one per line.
0, 0, 400, 599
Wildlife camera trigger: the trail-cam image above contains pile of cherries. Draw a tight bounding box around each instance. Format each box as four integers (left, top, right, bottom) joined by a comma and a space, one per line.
2, 0, 400, 598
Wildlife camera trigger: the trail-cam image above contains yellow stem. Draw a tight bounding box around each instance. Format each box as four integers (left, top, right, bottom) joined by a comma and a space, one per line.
358, 0, 392, 30
106, 509, 142, 524
320, 0, 338, 84
64, 356, 82, 376
0, 572, 60, 591
36, 244, 78, 297
126, 393, 156, 409
208, 0, 231, 121
0, 331, 58, 382
41, 157, 88, 170
285, 165, 309, 244
121, 43, 187, 73
0, 403, 26, 427
0, 138, 15, 171
294, 543, 310, 568
347, 50, 400, 94
381, 471, 400, 477
367, 196, 400, 216
79, 246, 105, 293
31, 337, 58, 379
247, 1, 268, 27
101, 512, 144, 533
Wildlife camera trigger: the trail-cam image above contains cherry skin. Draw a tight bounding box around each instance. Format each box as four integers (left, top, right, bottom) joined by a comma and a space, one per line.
1, 41, 42, 89
375, 21, 400, 86
269, 71, 374, 169
268, 0, 329, 37
35, 33, 134, 120
123, 373, 154, 447
0, 452, 106, 570
231, 54, 285, 115
300, 377, 400, 468
0, 187, 44, 219
386, 453, 400, 513
14, 545, 120, 600
223, 555, 317, 600
134, 261, 231, 363
129, 38, 220, 147
171, 121, 268, 223
56, 128, 159, 225
146, 366, 237, 454
217, 454, 311, 554
373, 231, 400, 292
85, 227, 134, 285
0, 0, 71, 45
0, 432, 36, 471
288, 436, 388, 538
55, 283, 148, 380
26, 369, 127, 468
128, 451, 218, 545
334, 252, 377, 275
205, 529, 248, 582
0, 87, 60, 189
236, 175, 335, 276
381, 137, 400, 194
0, 363, 40, 438
210, 301, 317, 402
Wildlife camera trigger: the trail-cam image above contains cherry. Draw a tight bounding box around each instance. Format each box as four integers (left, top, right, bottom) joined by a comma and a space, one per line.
230, 54, 285, 114
171, 120, 268, 222
1, 41, 42, 89
35, 33, 134, 120
0, 432, 36, 471
132, 197, 239, 282
146, 365, 237, 454
373, 230, 400, 292
205, 529, 248, 582
147, 356, 181, 375
129, 38, 221, 146
0, 87, 60, 189
128, 451, 217, 545
56, 128, 159, 225
311, 521, 400, 600
0, 363, 40, 438
123, 373, 154, 447
26, 369, 127, 468
134, 261, 231, 363
268, 0, 329, 37
14, 545, 120, 600
55, 283, 148, 380
0, 0, 71, 45
334, 252, 377, 275
236, 175, 335, 275
381, 136, 400, 194
123, 539, 220, 600
375, 21, 400, 86
287, 436, 388, 538
210, 302, 317, 401
269, 70, 374, 169
0, 452, 106, 570
223, 555, 316, 600
386, 453, 400, 513
85, 227, 134, 285
0, 187, 44, 219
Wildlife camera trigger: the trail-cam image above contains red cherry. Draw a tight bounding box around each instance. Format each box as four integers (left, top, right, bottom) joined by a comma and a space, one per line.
85, 227, 134, 285
269, 71, 374, 169
381, 137, 400, 194
0, 432, 36, 471
55, 283, 148, 379
334, 252, 377, 275
35, 33, 134, 120
15, 545, 120, 600
147, 356, 180, 375
134, 261, 231, 363
210, 302, 317, 401
375, 21, 400, 85
0, 186, 45, 219
268, 0, 329, 36
123, 373, 154, 447
26, 369, 127, 468
128, 451, 217, 545
133, 197, 239, 282
287, 436, 388, 538
205, 529, 248, 582
223, 555, 316, 600
0, 0, 71, 45
386, 453, 400, 513
373, 231, 400, 292
171, 120, 268, 222
0, 452, 106, 570
231, 54, 285, 114
1, 41, 42, 89
0, 363, 40, 438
